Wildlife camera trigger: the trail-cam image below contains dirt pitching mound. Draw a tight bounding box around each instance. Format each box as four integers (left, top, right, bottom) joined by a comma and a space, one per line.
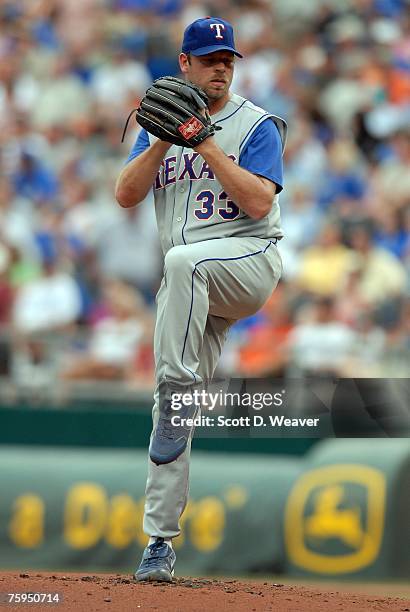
1, 572, 409, 612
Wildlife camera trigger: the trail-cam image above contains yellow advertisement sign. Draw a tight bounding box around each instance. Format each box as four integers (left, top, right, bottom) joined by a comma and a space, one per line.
284, 464, 386, 574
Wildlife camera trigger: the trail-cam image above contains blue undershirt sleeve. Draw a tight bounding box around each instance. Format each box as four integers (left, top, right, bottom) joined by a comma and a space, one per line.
125, 129, 150, 164
239, 119, 284, 193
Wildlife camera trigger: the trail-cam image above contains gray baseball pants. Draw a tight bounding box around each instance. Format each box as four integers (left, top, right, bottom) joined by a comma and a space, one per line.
143, 236, 282, 538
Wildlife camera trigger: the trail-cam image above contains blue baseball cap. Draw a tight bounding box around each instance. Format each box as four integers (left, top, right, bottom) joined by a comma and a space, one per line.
182, 17, 243, 58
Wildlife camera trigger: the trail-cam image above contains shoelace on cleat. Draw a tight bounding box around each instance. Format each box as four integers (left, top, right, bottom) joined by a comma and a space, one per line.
141, 539, 168, 566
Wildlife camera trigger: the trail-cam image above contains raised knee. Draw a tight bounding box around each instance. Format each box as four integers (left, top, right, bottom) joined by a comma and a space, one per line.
164, 246, 195, 275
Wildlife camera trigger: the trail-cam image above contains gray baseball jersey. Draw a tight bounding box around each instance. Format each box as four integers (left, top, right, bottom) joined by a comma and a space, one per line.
128, 92, 287, 539
145, 93, 287, 255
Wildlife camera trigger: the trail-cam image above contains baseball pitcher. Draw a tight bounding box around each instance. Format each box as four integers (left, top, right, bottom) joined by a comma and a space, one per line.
115, 16, 287, 582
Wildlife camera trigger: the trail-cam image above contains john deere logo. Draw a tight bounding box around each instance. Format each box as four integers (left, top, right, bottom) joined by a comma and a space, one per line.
284, 464, 386, 574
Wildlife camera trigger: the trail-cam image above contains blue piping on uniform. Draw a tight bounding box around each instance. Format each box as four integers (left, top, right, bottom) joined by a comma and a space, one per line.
180, 101, 248, 245
181, 179, 193, 245
171, 147, 185, 247
180, 242, 273, 382
239, 114, 271, 152
215, 99, 248, 124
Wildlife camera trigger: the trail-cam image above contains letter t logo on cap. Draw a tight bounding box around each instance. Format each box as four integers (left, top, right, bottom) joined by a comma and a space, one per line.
210, 23, 225, 39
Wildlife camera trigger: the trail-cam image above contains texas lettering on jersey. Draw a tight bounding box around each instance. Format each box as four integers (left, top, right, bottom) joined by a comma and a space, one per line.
147, 93, 286, 252
155, 152, 237, 190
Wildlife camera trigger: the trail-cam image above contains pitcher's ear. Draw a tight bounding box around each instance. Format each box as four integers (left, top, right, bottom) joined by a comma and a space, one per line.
179, 52, 191, 73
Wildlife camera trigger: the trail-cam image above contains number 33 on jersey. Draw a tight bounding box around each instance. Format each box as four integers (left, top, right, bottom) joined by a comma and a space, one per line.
126, 93, 287, 255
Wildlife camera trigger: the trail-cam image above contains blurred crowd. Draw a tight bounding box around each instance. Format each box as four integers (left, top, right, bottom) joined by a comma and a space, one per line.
0, 0, 409, 396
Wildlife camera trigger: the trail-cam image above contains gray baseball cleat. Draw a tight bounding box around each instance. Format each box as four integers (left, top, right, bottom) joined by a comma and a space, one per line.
149, 398, 198, 465
134, 538, 176, 582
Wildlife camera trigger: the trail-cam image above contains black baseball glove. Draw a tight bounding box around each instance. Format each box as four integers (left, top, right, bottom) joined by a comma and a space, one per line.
134, 76, 221, 148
